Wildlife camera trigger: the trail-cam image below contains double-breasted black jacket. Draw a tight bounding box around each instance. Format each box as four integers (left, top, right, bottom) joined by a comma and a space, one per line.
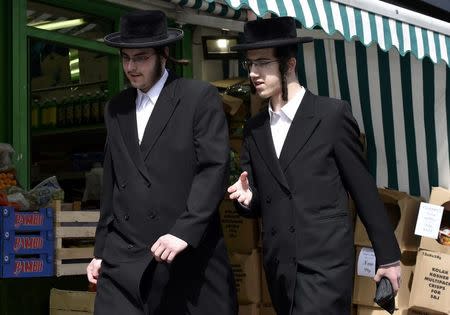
236, 90, 400, 315
93, 72, 237, 314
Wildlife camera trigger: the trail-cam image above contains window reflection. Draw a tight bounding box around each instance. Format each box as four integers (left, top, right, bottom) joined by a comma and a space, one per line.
27, 1, 114, 41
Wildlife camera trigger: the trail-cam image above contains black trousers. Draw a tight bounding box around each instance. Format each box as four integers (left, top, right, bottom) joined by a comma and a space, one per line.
290, 263, 352, 315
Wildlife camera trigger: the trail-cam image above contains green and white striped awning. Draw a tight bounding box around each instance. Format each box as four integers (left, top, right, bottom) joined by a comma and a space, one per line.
294, 38, 449, 199
173, 0, 450, 66
169, 0, 450, 198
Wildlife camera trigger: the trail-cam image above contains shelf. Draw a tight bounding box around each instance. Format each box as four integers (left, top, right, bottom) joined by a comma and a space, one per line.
31, 80, 107, 93
31, 124, 105, 136
32, 171, 86, 183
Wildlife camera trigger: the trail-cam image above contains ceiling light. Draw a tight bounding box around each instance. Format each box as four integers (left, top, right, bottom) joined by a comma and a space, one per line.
32, 18, 86, 31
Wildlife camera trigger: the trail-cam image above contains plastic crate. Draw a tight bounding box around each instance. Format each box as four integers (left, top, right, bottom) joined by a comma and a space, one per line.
1, 207, 53, 231
0, 206, 55, 278
2, 230, 54, 255
1, 253, 53, 278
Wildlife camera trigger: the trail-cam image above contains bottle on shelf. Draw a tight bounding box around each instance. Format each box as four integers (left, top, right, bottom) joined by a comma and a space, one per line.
83, 92, 92, 125
74, 93, 83, 126
31, 98, 40, 129
57, 96, 67, 127
48, 97, 58, 127
91, 90, 101, 124
40, 98, 50, 128
99, 89, 109, 123
65, 95, 75, 127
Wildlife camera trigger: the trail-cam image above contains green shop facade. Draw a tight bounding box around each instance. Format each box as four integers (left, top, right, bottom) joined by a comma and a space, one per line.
0, 1, 193, 314
1, 0, 193, 191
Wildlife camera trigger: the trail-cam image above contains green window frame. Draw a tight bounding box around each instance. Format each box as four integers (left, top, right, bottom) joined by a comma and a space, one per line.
12, 0, 125, 189
8, 0, 192, 188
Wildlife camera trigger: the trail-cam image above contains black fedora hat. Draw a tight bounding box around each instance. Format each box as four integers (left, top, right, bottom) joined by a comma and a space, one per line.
231, 16, 312, 51
104, 10, 183, 48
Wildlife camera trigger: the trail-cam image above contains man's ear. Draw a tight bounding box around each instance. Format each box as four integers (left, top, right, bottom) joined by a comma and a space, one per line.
163, 46, 169, 58
287, 57, 297, 74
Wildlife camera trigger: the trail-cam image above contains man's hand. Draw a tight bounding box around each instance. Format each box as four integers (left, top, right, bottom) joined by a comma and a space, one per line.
87, 258, 102, 284
374, 263, 401, 294
150, 234, 188, 263
227, 171, 253, 206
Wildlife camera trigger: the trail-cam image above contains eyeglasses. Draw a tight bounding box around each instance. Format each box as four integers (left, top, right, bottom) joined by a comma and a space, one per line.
241, 59, 280, 71
121, 53, 155, 65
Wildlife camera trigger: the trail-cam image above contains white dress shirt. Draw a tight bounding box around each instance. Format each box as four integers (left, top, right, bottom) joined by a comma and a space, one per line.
268, 87, 399, 268
269, 87, 306, 158
135, 69, 169, 144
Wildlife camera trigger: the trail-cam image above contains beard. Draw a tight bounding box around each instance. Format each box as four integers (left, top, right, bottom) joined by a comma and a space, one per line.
128, 54, 164, 91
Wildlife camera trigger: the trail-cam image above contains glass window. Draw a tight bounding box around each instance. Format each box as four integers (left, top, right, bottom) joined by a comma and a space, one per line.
29, 39, 111, 204
27, 1, 114, 41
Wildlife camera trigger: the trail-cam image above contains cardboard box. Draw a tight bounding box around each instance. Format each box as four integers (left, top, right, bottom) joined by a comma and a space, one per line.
220, 199, 259, 254
261, 265, 272, 305
239, 303, 260, 315
352, 247, 417, 309
354, 188, 422, 252
357, 305, 438, 314
419, 187, 450, 255
260, 306, 276, 315
230, 249, 262, 304
49, 289, 95, 315
409, 250, 450, 314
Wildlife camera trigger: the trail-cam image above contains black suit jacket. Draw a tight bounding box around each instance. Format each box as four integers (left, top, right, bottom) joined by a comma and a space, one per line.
236, 90, 400, 315
94, 72, 237, 314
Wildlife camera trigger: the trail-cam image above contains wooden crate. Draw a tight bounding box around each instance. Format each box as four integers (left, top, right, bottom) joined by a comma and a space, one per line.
54, 200, 100, 276
49, 288, 95, 315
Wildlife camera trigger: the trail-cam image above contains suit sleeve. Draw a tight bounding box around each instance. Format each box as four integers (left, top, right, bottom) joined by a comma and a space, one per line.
169, 84, 229, 248
93, 124, 115, 258
333, 102, 400, 265
234, 126, 261, 218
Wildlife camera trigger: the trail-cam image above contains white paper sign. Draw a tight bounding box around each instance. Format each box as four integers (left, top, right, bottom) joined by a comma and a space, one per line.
414, 202, 444, 239
357, 247, 376, 277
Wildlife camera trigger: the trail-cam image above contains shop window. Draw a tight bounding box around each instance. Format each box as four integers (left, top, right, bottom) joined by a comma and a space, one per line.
29, 39, 111, 206
27, 1, 114, 41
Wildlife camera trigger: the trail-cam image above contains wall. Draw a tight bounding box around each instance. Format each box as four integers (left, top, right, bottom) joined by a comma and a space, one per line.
191, 25, 240, 82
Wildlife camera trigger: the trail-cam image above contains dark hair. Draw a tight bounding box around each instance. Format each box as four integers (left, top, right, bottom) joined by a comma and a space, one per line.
274, 44, 298, 102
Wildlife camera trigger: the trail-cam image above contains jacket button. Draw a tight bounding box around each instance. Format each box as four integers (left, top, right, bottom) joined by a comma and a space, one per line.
121, 183, 126, 188
124, 214, 130, 221
127, 244, 134, 249
266, 196, 272, 204
289, 226, 295, 233
271, 227, 277, 236
146, 182, 151, 187
148, 212, 156, 220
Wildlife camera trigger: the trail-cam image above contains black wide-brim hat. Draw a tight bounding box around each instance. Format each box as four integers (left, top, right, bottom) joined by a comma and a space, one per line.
104, 10, 183, 48
231, 16, 313, 51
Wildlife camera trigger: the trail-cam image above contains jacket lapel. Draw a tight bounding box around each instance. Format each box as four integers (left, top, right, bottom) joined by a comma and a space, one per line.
115, 89, 151, 183
140, 72, 180, 161
251, 112, 290, 191
278, 90, 321, 171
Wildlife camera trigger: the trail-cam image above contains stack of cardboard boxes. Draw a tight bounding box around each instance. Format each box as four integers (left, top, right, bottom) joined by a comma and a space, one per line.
409, 187, 450, 315
219, 199, 262, 314
352, 188, 425, 314
353, 187, 450, 315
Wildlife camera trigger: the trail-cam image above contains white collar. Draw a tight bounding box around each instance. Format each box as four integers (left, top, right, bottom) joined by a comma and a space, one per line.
268, 86, 305, 123
136, 69, 169, 109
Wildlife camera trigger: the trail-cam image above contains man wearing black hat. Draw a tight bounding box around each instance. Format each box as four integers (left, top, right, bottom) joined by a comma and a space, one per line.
228, 17, 401, 314
86, 10, 237, 315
